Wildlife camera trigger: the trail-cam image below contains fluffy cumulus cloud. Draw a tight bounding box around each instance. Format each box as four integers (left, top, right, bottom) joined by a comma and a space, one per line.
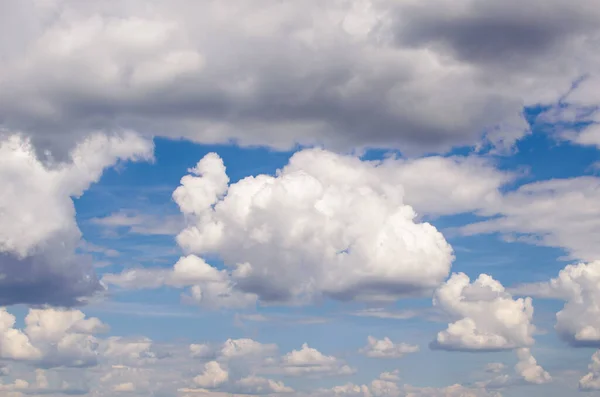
102, 149, 515, 307
0, 307, 108, 367
512, 260, 600, 347
312, 372, 501, 397
478, 349, 551, 389
431, 273, 536, 351
2, 0, 600, 156
189, 338, 278, 362
170, 148, 454, 306
514, 348, 552, 385
579, 350, 600, 391
273, 343, 355, 378
193, 361, 229, 389
359, 336, 419, 359
233, 376, 294, 394
0, 131, 153, 306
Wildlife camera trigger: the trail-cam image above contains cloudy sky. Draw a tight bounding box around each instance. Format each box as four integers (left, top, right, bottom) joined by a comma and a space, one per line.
1, 0, 600, 396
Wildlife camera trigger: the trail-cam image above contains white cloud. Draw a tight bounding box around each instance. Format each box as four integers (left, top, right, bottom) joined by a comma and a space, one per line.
0, 131, 153, 306
359, 336, 419, 359
432, 273, 536, 351
220, 338, 278, 360
514, 348, 552, 384
460, 177, 600, 262
348, 308, 421, 320
102, 255, 257, 309
274, 343, 355, 378
173, 149, 454, 305
511, 260, 600, 347
314, 373, 501, 397
478, 349, 551, 389
379, 156, 511, 217
193, 361, 229, 389
101, 337, 158, 367
234, 376, 293, 394
484, 363, 506, 374
378, 370, 400, 383
579, 350, 600, 391
0, 307, 109, 367
91, 210, 184, 236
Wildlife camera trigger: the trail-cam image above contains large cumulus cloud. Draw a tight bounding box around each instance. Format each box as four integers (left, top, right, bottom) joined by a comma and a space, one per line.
1, 0, 599, 155
171, 148, 454, 305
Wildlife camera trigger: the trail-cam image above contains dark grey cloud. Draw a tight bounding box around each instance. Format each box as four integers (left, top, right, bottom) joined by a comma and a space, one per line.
392, 0, 600, 67
0, 252, 102, 307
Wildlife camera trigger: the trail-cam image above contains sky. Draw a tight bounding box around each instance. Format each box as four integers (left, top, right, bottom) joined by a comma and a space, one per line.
1, 0, 600, 396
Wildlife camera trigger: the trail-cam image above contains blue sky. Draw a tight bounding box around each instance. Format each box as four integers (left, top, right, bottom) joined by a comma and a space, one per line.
1, 1, 600, 396
60, 128, 596, 395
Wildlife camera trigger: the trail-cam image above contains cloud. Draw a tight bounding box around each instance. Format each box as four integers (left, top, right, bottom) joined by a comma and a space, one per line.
347, 308, 421, 320
193, 361, 229, 389
0, 307, 109, 367
270, 343, 355, 378
514, 348, 552, 385
431, 273, 536, 351
3, 0, 600, 157
91, 210, 184, 236
0, 131, 153, 306
234, 376, 293, 394
460, 177, 600, 262
313, 372, 501, 397
484, 363, 506, 374
219, 339, 278, 360
533, 75, 600, 148
511, 260, 600, 347
359, 336, 419, 359
478, 349, 551, 389
102, 255, 257, 309
579, 350, 600, 391
172, 149, 454, 305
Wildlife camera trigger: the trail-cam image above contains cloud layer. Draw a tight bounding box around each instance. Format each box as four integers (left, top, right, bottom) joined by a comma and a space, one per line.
2, 0, 599, 155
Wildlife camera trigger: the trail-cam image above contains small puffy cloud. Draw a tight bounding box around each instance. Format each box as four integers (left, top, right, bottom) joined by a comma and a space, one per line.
234, 376, 293, 394
514, 348, 551, 385
484, 363, 506, 374
431, 273, 536, 351
477, 349, 550, 389
220, 338, 278, 360
315, 374, 500, 397
0, 131, 153, 306
512, 260, 600, 347
101, 337, 158, 367
173, 149, 454, 305
113, 382, 136, 392
275, 343, 355, 378
579, 350, 600, 391
190, 343, 214, 360
401, 383, 502, 397
193, 361, 229, 389
359, 336, 419, 359
102, 255, 257, 309
378, 370, 400, 383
